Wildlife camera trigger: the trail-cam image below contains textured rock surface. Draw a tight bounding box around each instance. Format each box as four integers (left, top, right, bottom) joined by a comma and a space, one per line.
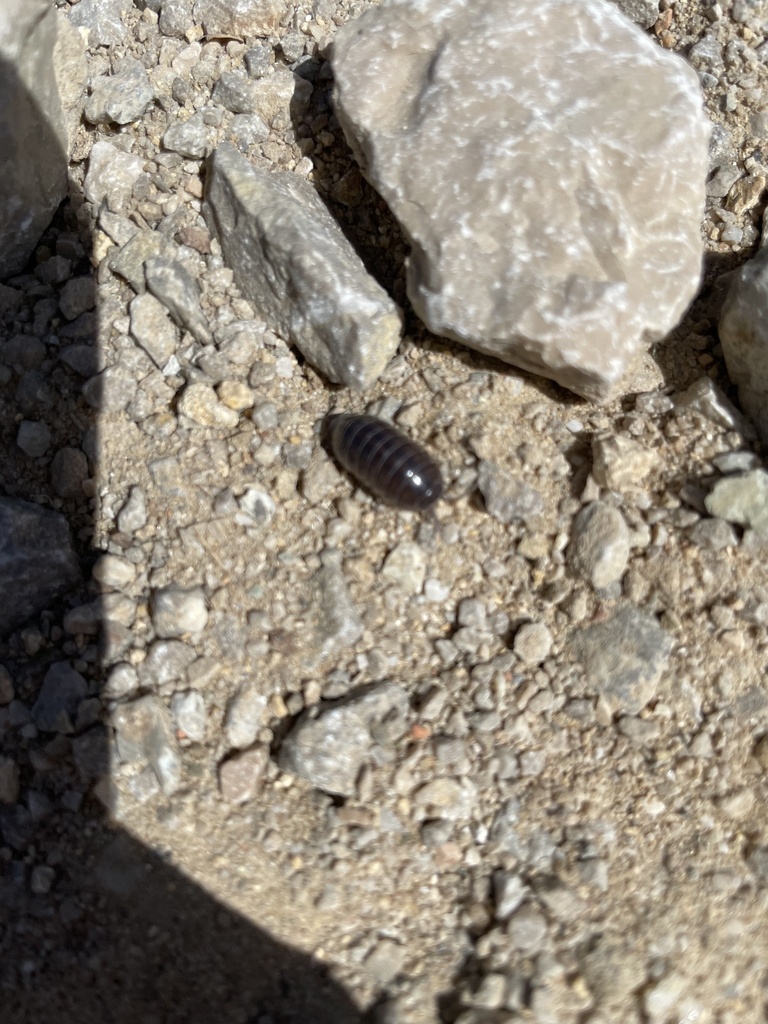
331, 0, 709, 401
718, 245, 768, 443
205, 143, 402, 389
0, 0, 85, 276
705, 470, 768, 536
278, 683, 409, 797
0, 497, 81, 636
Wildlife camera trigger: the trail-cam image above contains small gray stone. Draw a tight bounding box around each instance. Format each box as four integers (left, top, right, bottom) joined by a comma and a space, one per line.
568, 501, 630, 589
674, 377, 756, 439
609, 0, 660, 29
68, 0, 132, 47
158, 0, 194, 37
145, 256, 212, 344
30, 864, 55, 895
84, 140, 144, 209
238, 488, 275, 522
413, 777, 478, 822
571, 604, 673, 715
506, 903, 549, 953
477, 461, 543, 524
493, 871, 527, 920
102, 663, 140, 700
178, 382, 239, 429
140, 639, 197, 689
81, 365, 137, 413
223, 681, 268, 750
31, 662, 87, 733
59, 277, 96, 321
92, 554, 136, 590
118, 486, 148, 533
362, 940, 406, 986
688, 518, 738, 551
113, 695, 182, 795
513, 622, 553, 664
278, 682, 409, 796
382, 541, 427, 595
218, 744, 270, 804
50, 447, 88, 498
16, 420, 51, 458
84, 60, 154, 125
193, 0, 283, 37
72, 725, 110, 781
0, 498, 81, 635
305, 556, 363, 668
170, 690, 207, 742
705, 470, 768, 535
109, 230, 176, 294
592, 433, 657, 491
151, 586, 208, 638
301, 452, 341, 505
163, 111, 216, 159
129, 292, 179, 370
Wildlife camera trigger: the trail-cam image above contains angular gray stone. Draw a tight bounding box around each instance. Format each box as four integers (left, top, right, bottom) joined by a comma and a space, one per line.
192, 0, 283, 37
151, 585, 209, 637
170, 690, 207, 742
117, 486, 148, 533
331, 0, 710, 402
145, 256, 212, 344
205, 143, 402, 389
223, 680, 268, 750
0, 497, 81, 635
212, 67, 311, 126
218, 744, 270, 804
571, 604, 673, 714
31, 662, 87, 733
162, 111, 216, 160
718, 245, 768, 443
705, 470, 768, 536
674, 376, 757, 439
84, 140, 145, 210
84, 60, 155, 125
129, 292, 179, 370
113, 695, 182, 796
68, 0, 132, 48
477, 460, 543, 525
568, 501, 631, 589
609, 0, 658, 28
0, 0, 86, 276
305, 554, 363, 669
16, 420, 51, 458
278, 682, 409, 796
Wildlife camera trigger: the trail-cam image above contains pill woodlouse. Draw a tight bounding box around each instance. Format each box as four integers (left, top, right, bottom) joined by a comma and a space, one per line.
327, 414, 443, 511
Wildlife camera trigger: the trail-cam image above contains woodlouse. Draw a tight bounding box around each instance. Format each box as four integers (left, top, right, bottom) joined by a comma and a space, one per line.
327, 413, 443, 511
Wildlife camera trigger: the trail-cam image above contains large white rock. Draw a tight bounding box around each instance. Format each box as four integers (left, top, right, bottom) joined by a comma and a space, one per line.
0, 0, 85, 277
205, 143, 402, 390
331, 0, 710, 402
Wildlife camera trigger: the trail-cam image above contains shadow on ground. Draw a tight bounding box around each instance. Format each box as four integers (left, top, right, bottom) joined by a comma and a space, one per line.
0, 54, 364, 1024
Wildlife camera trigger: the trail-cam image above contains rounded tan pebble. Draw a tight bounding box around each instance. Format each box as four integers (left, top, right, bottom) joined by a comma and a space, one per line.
217, 379, 254, 411
178, 382, 239, 428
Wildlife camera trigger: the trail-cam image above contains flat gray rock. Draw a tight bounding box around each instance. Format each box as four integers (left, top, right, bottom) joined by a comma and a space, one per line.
331, 0, 710, 401
278, 682, 409, 797
571, 604, 673, 714
0, 497, 81, 635
205, 143, 402, 389
718, 245, 768, 443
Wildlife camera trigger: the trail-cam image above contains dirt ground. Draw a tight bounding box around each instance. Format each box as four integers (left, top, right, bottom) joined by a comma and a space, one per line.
3, 1, 768, 1022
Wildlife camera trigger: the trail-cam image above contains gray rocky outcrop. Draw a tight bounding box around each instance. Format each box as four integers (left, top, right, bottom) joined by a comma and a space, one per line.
331, 0, 710, 402
718, 245, 768, 443
205, 143, 402, 389
0, 0, 86, 276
